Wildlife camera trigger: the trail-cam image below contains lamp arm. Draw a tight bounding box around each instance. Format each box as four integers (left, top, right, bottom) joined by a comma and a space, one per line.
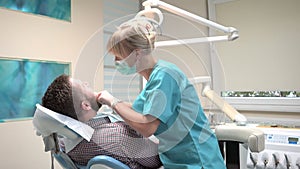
142, 0, 239, 41
155, 36, 229, 47
188, 77, 247, 125
202, 84, 247, 125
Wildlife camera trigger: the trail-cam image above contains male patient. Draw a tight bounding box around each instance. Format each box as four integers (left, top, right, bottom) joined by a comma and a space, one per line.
41, 74, 162, 169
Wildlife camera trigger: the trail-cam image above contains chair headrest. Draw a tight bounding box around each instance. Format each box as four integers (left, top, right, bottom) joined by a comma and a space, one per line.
33, 104, 95, 152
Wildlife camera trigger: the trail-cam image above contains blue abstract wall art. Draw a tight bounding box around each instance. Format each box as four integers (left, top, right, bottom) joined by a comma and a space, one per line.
0, 0, 71, 21
0, 57, 70, 121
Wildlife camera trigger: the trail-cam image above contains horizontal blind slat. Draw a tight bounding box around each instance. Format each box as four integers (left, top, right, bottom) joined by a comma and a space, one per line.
103, 0, 140, 102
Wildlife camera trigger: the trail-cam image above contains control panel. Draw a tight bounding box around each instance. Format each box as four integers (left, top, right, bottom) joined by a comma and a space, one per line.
246, 127, 300, 169
265, 129, 300, 145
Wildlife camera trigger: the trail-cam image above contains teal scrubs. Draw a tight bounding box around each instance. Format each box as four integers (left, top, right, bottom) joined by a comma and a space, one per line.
133, 60, 226, 169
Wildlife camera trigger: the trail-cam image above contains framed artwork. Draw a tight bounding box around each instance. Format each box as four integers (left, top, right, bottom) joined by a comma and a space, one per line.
0, 0, 71, 21
0, 57, 70, 122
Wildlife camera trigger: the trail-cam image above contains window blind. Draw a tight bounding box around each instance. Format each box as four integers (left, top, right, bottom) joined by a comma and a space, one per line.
103, 0, 141, 103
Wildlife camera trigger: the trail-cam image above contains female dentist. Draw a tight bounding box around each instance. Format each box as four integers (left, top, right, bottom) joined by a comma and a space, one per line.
98, 18, 226, 169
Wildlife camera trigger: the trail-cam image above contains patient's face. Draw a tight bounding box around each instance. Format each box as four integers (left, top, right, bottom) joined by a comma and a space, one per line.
70, 78, 101, 111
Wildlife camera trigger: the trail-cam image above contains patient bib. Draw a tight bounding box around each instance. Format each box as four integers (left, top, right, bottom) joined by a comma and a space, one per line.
33, 104, 95, 153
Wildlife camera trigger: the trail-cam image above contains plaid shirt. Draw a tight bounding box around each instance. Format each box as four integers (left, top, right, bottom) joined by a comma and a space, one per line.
66, 117, 162, 169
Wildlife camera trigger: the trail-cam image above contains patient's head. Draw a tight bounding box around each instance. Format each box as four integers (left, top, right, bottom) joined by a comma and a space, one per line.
42, 74, 102, 121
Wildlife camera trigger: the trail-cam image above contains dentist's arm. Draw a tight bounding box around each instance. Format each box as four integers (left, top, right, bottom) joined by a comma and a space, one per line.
97, 90, 160, 137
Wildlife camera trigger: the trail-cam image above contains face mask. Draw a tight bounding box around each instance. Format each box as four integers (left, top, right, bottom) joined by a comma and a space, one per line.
115, 51, 137, 75
115, 60, 137, 75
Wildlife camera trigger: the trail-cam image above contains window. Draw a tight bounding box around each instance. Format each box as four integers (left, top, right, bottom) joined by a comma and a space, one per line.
103, 0, 141, 104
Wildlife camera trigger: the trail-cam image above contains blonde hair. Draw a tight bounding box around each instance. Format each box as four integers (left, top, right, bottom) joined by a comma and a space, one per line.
107, 18, 158, 57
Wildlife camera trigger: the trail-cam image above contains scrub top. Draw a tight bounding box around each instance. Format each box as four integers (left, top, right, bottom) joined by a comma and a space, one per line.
133, 60, 226, 169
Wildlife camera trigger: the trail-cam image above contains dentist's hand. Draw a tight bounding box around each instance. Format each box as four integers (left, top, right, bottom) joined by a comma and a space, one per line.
97, 90, 115, 107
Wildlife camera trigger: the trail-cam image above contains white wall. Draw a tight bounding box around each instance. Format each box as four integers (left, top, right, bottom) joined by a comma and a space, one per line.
0, 0, 103, 168
215, 0, 300, 91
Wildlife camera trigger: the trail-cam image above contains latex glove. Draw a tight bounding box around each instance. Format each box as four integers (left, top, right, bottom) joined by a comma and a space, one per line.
97, 90, 115, 107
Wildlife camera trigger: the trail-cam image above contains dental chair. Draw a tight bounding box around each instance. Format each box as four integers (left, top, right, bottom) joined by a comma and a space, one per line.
215, 124, 265, 169
32, 104, 130, 169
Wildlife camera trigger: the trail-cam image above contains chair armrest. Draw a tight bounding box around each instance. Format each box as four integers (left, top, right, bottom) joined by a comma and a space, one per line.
86, 155, 130, 169
215, 125, 265, 152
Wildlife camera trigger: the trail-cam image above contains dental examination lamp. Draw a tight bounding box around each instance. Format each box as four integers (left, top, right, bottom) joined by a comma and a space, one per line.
137, 0, 239, 46
189, 76, 247, 125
